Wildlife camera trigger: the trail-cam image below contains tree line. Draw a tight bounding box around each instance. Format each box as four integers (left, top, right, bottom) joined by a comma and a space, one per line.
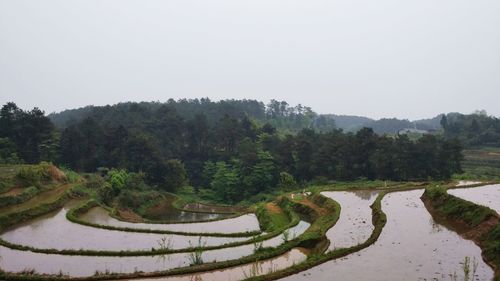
441, 111, 500, 147
0, 101, 463, 202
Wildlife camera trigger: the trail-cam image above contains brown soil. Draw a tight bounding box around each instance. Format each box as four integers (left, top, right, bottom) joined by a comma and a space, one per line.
48, 165, 67, 182
116, 209, 144, 223
265, 202, 284, 215
297, 198, 328, 216
0, 187, 23, 197
0, 183, 71, 215
145, 199, 174, 218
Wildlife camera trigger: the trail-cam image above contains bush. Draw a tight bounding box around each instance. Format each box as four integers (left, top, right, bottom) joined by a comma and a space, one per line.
16, 163, 53, 187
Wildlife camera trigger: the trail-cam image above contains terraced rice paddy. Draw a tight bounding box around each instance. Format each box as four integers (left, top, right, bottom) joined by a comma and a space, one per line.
322, 190, 378, 250
282, 190, 494, 281
0, 220, 309, 276
143, 194, 233, 222
449, 184, 500, 213
80, 206, 260, 234
0, 183, 498, 281
134, 248, 308, 281
1, 201, 248, 251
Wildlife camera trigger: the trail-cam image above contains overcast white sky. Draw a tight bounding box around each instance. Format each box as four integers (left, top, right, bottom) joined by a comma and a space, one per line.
1, 0, 499, 120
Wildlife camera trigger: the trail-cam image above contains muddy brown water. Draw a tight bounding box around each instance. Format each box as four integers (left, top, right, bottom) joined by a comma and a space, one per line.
81, 207, 260, 234
321, 190, 378, 250
449, 184, 500, 214
0, 202, 247, 251
282, 189, 494, 281
0, 220, 310, 277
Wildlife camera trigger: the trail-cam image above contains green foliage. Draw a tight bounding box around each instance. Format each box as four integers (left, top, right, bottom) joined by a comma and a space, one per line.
1, 101, 468, 205
442, 112, 500, 147
211, 162, 240, 203
279, 172, 297, 190
0, 102, 56, 164
16, 162, 53, 187
424, 187, 497, 227
162, 159, 187, 192
483, 225, 500, 267
85, 174, 105, 189
107, 169, 129, 190
68, 184, 95, 198
98, 169, 155, 205
61, 168, 81, 183
255, 203, 291, 232
0, 138, 22, 164
116, 189, 162, 210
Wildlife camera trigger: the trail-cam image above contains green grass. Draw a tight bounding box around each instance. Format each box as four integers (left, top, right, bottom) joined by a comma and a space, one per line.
424, 186, 496, 227
0, 191, 340, 281
255, 202, 290, 232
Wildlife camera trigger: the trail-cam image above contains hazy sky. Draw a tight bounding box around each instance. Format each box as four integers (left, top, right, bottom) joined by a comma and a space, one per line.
1, 0, 499, 120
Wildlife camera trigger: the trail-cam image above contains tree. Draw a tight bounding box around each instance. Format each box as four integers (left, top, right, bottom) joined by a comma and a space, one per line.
0, 137, 22, 164
162, 159, 187, 192
0, 103, 56, 163
242, 150, 277, 195
211, 162, 240, 203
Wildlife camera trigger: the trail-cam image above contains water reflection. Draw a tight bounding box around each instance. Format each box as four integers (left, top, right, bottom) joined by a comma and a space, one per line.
81, 207, 261, 234
0, 221, 310, 277
321, 190, 378, 250
282, 190, 494, 281
449, 184, 500, 214
1, 203, 247, 251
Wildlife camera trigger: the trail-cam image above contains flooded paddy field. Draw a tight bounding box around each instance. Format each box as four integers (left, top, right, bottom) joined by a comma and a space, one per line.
322, 190, 378, 250
0, 202, 248, 251
449, 184, 500, 213
80, 206, 260, 234
282, 190, 494, 281
133, 248, 308, 281
0, 219, 309, 277
0, 186, 496, 280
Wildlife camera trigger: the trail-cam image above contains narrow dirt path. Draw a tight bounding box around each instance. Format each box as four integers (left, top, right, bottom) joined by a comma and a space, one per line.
266, 202, 284, 215
0, 183, 72, 215
0, 187, 23, 197
296, 197, 328, 216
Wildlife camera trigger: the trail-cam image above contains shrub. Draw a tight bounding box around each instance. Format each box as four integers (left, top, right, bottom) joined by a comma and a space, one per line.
16, 163, 53, 186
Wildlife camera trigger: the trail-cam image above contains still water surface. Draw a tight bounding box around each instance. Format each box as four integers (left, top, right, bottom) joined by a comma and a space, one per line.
449, 184, 500, 214
322, 190, 378, 250
282, 190, 494, 281
82, 206, 260, 234
0, 220, 309, 277
1, 203, 247, 251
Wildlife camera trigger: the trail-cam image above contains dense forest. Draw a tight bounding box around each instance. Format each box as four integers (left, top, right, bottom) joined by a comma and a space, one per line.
0, 100, 465, 203
441, 111, 500, 147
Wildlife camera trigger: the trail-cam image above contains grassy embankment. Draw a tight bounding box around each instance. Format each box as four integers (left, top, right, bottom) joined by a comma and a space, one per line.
422, 186, 499, 280
0, 191, 340, 280
111, 192, 246, 225
244, 184, 438, 281
0, 198, 299, 257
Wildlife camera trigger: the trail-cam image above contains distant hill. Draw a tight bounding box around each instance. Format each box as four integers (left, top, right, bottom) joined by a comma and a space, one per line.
321, 114, 443, 134
321, 114, 374, 132
49, 100, 447, 135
